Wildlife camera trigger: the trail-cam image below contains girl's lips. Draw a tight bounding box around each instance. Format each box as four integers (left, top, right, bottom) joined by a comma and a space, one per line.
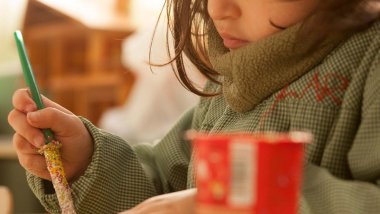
223, 38, 250, 49
219, 33, 250, 49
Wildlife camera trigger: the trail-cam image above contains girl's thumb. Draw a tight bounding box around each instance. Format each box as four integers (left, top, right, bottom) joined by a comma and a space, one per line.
27, 107, 74, 134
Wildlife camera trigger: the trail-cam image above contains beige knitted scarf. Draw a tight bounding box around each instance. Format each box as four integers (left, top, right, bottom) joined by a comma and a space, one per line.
208, 23, 347, 112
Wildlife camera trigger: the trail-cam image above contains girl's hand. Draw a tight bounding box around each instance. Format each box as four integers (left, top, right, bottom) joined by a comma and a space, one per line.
8, 88, 93, 183
120, 189, 196, 214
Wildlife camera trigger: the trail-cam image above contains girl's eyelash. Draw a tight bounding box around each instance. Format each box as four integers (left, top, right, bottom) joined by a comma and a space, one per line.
269, 20, 287, 30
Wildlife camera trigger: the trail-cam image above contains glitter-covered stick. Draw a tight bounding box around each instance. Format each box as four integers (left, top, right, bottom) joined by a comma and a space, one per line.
14, 31, 76, 214
39, 140, 76, 214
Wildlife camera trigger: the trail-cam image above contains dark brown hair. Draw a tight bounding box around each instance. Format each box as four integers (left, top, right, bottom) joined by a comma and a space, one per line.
151, 0, 380, 96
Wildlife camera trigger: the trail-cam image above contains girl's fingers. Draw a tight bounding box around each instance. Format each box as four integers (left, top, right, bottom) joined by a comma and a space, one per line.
26, 107, 80, 136
12, 88, 72, 114
13, 133, 39, 155
18, 155, 51, 180
13, 133, 50, 180
8, 109, 45, 148
21, 154, 50, 180
12, 88, 36, 113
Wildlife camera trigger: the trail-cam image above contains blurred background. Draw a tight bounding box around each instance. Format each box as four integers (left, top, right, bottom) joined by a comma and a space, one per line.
0, 0, 203, 213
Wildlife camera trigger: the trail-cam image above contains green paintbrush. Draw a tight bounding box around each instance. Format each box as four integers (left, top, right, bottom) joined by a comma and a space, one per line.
14, 30, 55, 144
14, 30, 76, 213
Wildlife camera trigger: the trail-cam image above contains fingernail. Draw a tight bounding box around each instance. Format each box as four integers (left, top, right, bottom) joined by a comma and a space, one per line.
27, 111, 39, 122
25, 104, 36, 112
34, 135, 45, 148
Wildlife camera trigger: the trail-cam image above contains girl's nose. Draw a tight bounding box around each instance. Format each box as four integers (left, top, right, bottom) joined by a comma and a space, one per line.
208, 0, 241, 21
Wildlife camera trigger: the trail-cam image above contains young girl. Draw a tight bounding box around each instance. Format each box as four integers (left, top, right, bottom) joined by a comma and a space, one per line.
8, 0, 380, 213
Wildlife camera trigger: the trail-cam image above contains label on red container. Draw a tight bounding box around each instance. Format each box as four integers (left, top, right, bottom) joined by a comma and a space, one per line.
229, 140, 256, 208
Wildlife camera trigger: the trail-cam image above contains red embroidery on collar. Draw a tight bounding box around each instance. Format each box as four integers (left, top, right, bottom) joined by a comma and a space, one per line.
259, 72, 349, 128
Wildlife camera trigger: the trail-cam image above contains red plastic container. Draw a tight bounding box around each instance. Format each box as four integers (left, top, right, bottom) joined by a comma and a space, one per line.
192, 132, 311, 214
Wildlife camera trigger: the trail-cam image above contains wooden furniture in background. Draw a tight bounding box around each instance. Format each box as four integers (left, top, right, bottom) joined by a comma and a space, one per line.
0, 186, 13, 214
0, 136, 16, 159
22, 0, 136, 124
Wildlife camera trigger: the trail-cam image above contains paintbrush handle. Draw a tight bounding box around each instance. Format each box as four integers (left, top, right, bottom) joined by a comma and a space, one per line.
14, 30, 55, 143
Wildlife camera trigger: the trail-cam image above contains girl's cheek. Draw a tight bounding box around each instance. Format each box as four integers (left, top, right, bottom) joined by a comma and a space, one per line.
268, 1, 318, 28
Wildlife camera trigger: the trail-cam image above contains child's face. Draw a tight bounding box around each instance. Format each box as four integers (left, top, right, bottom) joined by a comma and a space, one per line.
208, 0, 318, 49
